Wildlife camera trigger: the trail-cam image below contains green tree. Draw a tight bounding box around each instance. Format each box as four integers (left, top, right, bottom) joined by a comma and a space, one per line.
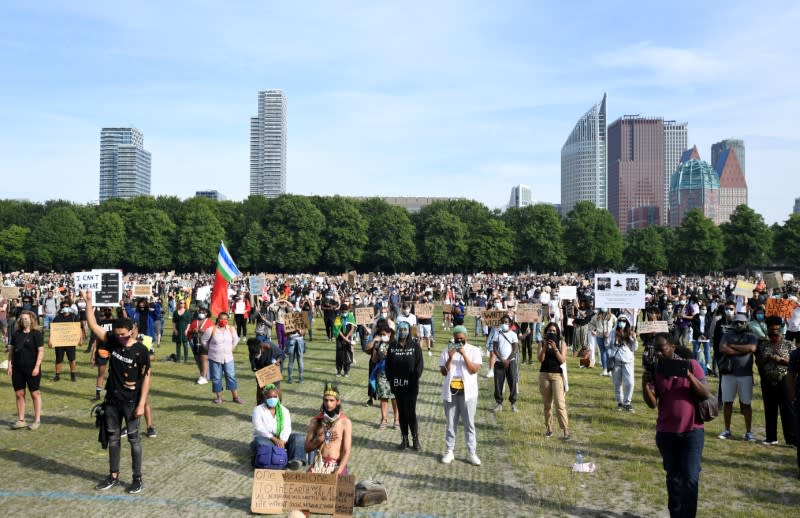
563, 201, 623, 271
27, 206, 86, 271
623, 226, 668, 273
315, 196, 369, 272
238, 221, 266, 272
719, 205, 772, 269
175, 202, 225, 272
469, 218, 514, 271
672, 209, 723, 273
0, 224, 30, 270
124, 208, 177, 271
773, 214, 800, 266
358, 198, 417, 272
504, 204, 566, 272
262, 195, 325, 272
83, 212, 126, 268
421, 210, 468, 272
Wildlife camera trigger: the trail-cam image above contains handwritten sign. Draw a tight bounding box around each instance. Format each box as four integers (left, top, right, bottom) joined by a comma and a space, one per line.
516, 303, 543, 323
0, 286, 20, 299
92, 269, 123, 307
133, 284, 152, 298
74, 271, 101, 292
637, 321, 669, 334
442, 303, 453, 314
466, 306, 481, 318
283, 312, 309, 334
354, 307, 373, 326
347, 271, 357, 288
765, 298, 796, 320
558, 286, 577, 300
251, 470, 338, 515
481, 309, 509, 328
255, 364, 282, 388
50, 322, 82, 347
764, 272, 784, 291
415, 304, 433, 319
249, 276, 266, 296
733, 280, 756, 298
334, 474, 355, 517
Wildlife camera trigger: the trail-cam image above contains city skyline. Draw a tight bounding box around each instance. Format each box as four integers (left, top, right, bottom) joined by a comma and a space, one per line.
98, 127, 151, 201
1, 1, 797, 224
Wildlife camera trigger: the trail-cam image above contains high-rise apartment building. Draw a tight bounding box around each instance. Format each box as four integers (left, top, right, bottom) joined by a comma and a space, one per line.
664, 121, 688, 214
608, 116, 666, 231
250, 89, 287, 198
195, 190, 226, 201
712, 138, 745, 178
561, 93, 607, 214
507, 184, 533, 209
794, 198, 800, 215
99, 127, 151, 201
714, 148, 747, 223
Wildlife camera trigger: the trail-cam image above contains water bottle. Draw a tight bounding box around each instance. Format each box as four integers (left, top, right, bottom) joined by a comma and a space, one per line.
575, 449, 584, 465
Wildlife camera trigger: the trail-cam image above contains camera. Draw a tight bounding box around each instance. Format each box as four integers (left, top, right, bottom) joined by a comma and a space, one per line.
544, 332, 558, 343
642, 341, 657, 373
448, 340, 464, 350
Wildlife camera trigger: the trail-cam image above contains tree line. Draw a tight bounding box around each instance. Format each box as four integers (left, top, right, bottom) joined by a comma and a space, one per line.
0, 195, 795, 274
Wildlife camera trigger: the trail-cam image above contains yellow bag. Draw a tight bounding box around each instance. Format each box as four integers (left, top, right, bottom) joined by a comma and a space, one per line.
449, 378, 464, 390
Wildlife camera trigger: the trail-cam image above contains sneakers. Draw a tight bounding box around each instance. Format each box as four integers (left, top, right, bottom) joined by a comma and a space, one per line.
544, 430, 553, 438
744, 432, 756, 442
617, 403, 624, 411
196, 376, 208, 385
146, 427, 157, 438
120, 427, 128, 438
762, 439, 779, 446
624, 405, 635, 413
511, 404, 518, 413
485, 371, 495, 379
718, 429, 732, 440
493, 403, 503, 413
441, 450, 454, 464
468, 453, 482, 466
127, 477, 143, 494
287, 459, 304, 471
11, 419, 27, 430
52, 374, 61, 382
95, 475, 120, 491
428, 350, 432, 357
28, 421, 41, 431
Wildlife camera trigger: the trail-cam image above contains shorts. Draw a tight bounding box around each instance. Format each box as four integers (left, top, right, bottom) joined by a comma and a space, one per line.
720, 375, 753, 405
418, 324, 432, 338
55, 346, 77, 363
12, 367, 41, 392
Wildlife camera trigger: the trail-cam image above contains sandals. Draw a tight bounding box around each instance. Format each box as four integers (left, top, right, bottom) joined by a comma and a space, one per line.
213, 396, 223, 405
378, 421, 387, 430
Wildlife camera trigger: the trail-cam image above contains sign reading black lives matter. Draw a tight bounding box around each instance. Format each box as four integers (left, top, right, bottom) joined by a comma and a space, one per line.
92, 269, 123, 307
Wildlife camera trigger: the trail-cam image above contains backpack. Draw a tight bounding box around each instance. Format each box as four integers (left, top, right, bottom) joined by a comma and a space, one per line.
252, 444, 287, 469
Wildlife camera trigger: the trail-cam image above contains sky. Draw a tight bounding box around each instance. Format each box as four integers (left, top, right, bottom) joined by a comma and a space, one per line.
0, 1, 798, 224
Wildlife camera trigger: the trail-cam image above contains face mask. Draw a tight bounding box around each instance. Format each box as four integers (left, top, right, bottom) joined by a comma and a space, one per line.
198, 313, 207, 320
500, 323, 509, 332
218, 319, 228, 327
380, 312, 388, 319
398, 329, 409, 339
380, 335, 390, 343
755, 313, 764, 321
402, 309, 410, 316
494, 303, 502, 309
666, 306, 673, 312
265, 397, 279, 408
617, 321, 626, 329
60, 308, 71, 314
699, 309, 707, 315
725, 309, 735, 316
323, 404, 341, 421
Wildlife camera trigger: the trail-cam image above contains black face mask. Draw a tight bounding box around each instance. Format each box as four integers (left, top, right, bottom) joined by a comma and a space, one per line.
322, 404, 341, 420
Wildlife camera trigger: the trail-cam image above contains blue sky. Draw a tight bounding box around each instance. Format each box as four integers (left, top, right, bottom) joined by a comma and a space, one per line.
1, 1, 797, 224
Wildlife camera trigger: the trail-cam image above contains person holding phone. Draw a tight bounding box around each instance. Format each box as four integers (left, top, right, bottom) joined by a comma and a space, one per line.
608, 315, 638, 412
537, 322, 570, 439
643, 333, 710, 518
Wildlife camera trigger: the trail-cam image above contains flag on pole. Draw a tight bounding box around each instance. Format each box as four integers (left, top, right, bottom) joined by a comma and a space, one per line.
210, 242, 241, 317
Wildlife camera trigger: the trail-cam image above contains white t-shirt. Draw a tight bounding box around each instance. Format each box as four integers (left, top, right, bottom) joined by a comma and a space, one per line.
397, 313, 417, 327
439, 344, 482, 402
495, 330, 519, 361
252, 404, 293, 445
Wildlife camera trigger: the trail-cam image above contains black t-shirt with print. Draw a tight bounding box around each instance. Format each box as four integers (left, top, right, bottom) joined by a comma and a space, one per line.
99, 334, 151, 404
10, 329, 44, 369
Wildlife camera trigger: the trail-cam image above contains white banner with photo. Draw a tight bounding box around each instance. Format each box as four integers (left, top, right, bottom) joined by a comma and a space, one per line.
593, 273, 646, 309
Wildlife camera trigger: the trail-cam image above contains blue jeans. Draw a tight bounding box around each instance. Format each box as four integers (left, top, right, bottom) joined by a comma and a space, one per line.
249, 432, 307, 466
43, 314, 56, 330
656, 428, 704, 518
692, 341, 711, 375
285, 335, 304, 382
596, 337, 608, 370
209, 360, 238, 393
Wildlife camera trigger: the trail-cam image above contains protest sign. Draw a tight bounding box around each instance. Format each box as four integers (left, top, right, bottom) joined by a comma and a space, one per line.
0, 286, 20, 299
133, 284, 152, 298
481, 309, 509, 328
354, 307, 373, 326
73, 271, 101, 292
442, 303, 453, 314
283, 312, 309, 334
558, 286, 577, 300
765, 298, 795, 320
515, 303, 543, 323
593, 273, 646, 309
347, 271, 357, 288
92, 269, 123, 307
255, 364, 282, 388
334, 474, 355, 517
637, 321, 669, 334
465, 306, 481, 318
764, 272, 784, 290
251, 470, 338, 515
733, 280, 756, 298
249, 276, 266, 296
49, 322, 82, 347
415, 304, 433, 319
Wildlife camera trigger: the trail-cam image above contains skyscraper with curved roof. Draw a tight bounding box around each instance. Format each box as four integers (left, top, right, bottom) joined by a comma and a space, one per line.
669, 158, 720, 226
561, 93, 607, 215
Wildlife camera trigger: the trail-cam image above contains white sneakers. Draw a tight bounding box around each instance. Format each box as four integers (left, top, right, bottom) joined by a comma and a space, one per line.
485, 371, 494, 379
196, 376, 208, 385
441, 450, 454, 464
468, 453, 481, 466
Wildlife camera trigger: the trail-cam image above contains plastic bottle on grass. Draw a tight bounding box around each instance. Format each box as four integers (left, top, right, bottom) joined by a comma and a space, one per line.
575, 449, 584, 465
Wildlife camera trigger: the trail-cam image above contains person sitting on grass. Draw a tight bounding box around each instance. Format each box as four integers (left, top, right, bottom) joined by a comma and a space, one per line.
304, 381, 352, 475
251, 384, 305, 471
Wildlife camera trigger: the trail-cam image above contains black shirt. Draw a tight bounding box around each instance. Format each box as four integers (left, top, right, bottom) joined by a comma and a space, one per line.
386, 338, 424, 392
539, 346, 562, 374
10, 329, 44, 369
99, 334, 151, 404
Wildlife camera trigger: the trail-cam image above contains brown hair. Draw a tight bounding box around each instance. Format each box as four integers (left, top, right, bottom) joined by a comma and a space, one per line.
15, 310, 39, 332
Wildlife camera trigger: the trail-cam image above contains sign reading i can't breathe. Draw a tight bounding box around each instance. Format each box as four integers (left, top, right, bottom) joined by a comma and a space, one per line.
74, 271, 102, 292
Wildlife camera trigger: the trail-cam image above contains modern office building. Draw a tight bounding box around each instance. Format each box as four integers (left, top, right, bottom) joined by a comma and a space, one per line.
794, 198, 800, 215
561, 93, 607, 214
195, 190, 226, 201
664, 121, 688, 214
712, 138, 745, 178
669, 158, 720, 226
250, 89, 287, 198
679, 145, 701, 164
99, 127, 151, 201
507, 184, 533, 209
714, 148, 747, 223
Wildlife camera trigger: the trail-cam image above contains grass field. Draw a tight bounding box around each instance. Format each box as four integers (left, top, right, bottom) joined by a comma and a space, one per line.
1, 309, 798, 517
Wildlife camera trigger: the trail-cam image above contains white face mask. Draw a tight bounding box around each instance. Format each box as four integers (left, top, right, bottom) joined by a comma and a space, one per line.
380, 335, 390, 343
380, 312, 388, 319
500, 323, 509, 332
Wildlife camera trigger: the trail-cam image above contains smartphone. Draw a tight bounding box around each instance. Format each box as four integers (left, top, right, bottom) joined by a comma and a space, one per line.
660, 358, 689, 378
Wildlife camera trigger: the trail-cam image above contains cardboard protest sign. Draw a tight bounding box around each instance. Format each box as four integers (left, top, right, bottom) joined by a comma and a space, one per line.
765, 298, 795, 320
251, 470, 338, 515
49, 322, 82, 347
283, 312, 309, 334
415, 304, 433, 319
442, 303, 453, 314
73, 271, 101, 292
637, 321, 669, 334
465, 306, 481, 318
764, 272, 784, 290
733, 280, 756, 298
334, 474, 356, 517
558, 286, 577, 300
255, 364, 282, 388
133, 284, 152, 298
354, 307, 373, 326
593, 273, 646, 309
92, 269, 123, 307
0, 286, 20, 299
347, 271, 357, 288
481, 309, 509, 328
515, 303, 543, 323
